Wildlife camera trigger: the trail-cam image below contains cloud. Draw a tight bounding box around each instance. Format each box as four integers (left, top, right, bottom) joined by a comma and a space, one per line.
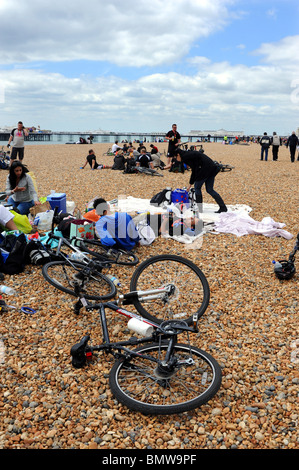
253, 35, 299, 66
0, 0, 234, 66
1, 40, 298, 135
0, 1, 298, 134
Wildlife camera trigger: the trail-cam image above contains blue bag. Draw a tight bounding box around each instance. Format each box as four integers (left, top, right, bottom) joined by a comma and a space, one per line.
171, 188, 189, 205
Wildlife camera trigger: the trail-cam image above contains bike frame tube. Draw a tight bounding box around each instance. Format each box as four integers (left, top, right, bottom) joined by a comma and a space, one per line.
104, 301, 160, 329
55, 234, 90, 259
92, 301, 160, 357
99, 303, 110, 344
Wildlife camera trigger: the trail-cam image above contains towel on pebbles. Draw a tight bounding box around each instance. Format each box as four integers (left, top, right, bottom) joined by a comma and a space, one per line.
213, 212, 293, 239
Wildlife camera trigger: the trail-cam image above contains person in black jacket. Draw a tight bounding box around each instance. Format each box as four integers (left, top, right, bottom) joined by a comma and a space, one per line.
286, 131, 299, 162
259, 132, 271, 161
175, 149, 227, 213
112, 149, 127, 170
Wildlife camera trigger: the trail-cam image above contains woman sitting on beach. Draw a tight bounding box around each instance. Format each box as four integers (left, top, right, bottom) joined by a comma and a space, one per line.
5, 161, 40, 215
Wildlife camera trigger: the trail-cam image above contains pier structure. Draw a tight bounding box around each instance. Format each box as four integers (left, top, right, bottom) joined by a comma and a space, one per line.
0, 128, 246, 143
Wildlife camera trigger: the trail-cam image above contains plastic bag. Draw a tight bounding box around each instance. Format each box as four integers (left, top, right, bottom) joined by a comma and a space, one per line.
34, 210, 54, 231
137, 221, 156, 246
10, 210, 32, 234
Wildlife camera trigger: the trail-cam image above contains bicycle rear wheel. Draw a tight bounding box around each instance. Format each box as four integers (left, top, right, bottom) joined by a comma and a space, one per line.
42, 260, 116, 300
75, 239, 139, 266
109, 342, 222, 415
129, 254, 210, 325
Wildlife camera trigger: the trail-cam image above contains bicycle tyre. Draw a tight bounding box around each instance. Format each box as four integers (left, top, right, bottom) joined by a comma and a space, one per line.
77, 239, 139, 266
42, 260, 116, 300
221, 164, 234, 172
109, 342, 222, 415
129, 254, 210, 325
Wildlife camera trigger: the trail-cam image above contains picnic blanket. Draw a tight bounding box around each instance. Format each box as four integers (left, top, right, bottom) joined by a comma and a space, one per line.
113, 197, 293, 244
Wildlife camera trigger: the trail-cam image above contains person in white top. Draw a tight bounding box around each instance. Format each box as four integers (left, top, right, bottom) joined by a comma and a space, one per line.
112, 141, 122, 153
0, 205, 18, 231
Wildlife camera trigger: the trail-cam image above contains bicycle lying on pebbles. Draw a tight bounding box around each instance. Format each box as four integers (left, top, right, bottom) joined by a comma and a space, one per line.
42, 245, 222, 415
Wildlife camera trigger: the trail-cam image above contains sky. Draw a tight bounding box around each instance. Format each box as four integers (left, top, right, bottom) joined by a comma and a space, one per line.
0, 0, 298, 135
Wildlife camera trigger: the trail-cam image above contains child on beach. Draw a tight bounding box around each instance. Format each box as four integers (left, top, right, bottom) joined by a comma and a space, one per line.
93, 198, 139, 251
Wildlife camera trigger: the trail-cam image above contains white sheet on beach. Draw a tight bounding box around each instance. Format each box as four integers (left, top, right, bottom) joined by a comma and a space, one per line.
116, 196, 252, 223
213, 212, 293, 239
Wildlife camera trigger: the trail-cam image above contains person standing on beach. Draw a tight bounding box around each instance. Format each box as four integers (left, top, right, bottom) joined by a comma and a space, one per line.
7, 121, 29, 162
174, 148, 228, 213
271, 132, 281, 161
286, 131, 299, 162
259, 132, 271, 161
165, 124, 181, 167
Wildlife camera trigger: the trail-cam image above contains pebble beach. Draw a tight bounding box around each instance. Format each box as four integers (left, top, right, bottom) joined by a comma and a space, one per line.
0, 140, 298, 451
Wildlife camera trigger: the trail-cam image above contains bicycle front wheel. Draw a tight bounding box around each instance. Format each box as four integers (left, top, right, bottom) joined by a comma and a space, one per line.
42, 260, 116, 300
109, 342, 222, 415
129, 254, 210, 325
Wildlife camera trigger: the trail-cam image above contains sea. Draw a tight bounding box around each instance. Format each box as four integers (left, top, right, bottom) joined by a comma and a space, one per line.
28, 133, 168, 146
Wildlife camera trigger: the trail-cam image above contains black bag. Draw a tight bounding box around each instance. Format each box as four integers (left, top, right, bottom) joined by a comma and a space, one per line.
150, 188, 169, 206
0, 233, 28, 274
57, 216, 76, 238
24, 240, 52, 266
0, 159, 9, 170
123, 158, 138, 174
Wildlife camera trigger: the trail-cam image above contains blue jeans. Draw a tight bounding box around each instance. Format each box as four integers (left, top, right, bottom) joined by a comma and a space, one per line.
7, 196, 34, 215
194, 176, 226, 211
261, 147, 269, 161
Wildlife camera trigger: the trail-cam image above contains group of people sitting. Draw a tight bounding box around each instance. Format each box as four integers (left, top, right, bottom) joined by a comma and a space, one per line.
80, 142, 164, 173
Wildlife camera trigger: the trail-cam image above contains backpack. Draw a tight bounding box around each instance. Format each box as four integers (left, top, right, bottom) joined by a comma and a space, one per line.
123, 158, 138, 174
150, 188, 169, 206
0, 233, 28, 274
